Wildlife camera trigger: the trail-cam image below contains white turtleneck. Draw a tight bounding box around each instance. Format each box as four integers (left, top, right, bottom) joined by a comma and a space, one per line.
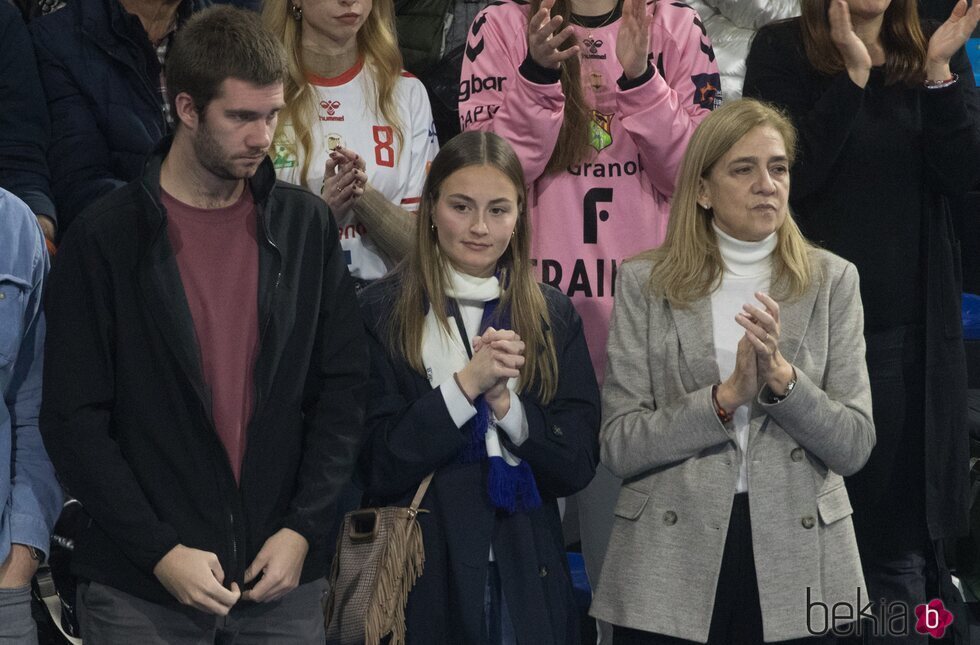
709, 223, 777, 494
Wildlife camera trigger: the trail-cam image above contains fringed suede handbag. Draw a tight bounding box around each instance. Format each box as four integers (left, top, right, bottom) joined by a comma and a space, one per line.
324, 473, 434, 645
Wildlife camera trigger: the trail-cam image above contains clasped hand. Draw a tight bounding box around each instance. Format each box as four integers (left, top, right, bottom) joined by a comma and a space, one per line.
455, 327, 525, 418
717, 292, 794, 411
321, 146, 367, 218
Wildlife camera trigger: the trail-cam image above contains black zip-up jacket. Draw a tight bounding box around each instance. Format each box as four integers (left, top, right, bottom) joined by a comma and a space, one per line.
40, 141, 369, 603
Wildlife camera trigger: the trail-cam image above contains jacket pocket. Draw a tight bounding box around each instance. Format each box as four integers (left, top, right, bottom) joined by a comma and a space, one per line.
613, 486, 650, 521
0, 274, 29, 366
816, 485, 853, 525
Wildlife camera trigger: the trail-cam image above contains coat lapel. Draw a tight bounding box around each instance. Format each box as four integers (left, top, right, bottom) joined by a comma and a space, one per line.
669, 298, 721, 390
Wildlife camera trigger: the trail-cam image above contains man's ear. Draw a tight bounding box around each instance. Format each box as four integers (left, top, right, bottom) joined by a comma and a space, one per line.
174, 92, 200, 130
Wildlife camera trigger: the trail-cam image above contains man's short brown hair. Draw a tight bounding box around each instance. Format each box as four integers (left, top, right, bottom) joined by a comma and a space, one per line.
166, 5, 287, 117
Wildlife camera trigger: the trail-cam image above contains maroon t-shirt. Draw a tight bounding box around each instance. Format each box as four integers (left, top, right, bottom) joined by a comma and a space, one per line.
163, 185, 259, 483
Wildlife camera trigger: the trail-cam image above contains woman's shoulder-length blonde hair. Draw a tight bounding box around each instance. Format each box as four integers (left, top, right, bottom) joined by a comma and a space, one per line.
640, 98, 816, 307
388, 130, 559, 403
262, 0, 406, 186
799, 0, 927, 86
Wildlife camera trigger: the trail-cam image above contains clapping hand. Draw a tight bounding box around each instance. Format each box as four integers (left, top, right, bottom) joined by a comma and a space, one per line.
735, 292, 795, 396
715, 334, 759, 413
321, 146, 366, 218
828, 0, 873, 88
616, 0, 652, 80
926, 0, 980, 81
528, 0, 580, 69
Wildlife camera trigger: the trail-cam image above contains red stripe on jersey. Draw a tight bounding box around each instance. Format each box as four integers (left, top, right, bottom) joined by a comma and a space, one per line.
307, 58, 364, 87
400, 197, 421, 205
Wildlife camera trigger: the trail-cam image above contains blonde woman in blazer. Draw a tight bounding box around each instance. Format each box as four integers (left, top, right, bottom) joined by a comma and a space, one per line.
590, 99, 875, 644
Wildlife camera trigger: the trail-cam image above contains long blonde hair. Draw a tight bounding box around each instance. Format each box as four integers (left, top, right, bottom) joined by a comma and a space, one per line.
388, 131, 558, 402
643, 99, 815, 306
262, 0, 406, 186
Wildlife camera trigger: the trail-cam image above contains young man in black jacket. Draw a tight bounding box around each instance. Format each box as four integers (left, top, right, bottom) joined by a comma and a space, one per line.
40, 7, 368, 642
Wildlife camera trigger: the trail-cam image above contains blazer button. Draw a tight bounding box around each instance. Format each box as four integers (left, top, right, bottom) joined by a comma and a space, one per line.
551, 425, 563, 437
538, 565, 548, 577
801, 515, 816, 529
663, 511, 677, 525
791, 447, 804, 462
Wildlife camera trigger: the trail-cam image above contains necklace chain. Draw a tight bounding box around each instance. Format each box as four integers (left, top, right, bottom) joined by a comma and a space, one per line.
568, 3, 619, 31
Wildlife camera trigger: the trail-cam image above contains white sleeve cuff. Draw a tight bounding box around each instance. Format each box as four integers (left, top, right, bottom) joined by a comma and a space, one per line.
440, 378, 477, 428
495, 394, 528, 446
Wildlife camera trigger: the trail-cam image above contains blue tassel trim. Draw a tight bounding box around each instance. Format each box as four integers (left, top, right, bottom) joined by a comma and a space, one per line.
488, 456, 542, 515
459, 397, 490, 463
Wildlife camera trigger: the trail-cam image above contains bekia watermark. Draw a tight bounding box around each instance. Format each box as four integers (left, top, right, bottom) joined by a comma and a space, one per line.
806, 588, 954, 638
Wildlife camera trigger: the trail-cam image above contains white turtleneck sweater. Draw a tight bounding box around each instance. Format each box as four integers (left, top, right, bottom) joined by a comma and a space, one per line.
709, 224, 777, 493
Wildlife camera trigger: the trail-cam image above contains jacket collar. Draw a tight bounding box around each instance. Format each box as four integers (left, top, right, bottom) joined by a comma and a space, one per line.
132, 134, 280, 417
137, 134, 278, 222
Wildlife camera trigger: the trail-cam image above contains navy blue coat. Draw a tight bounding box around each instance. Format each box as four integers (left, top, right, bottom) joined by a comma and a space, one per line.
358, 275, 600, 644
0, 2, 54, 220
29, 0, 206, 236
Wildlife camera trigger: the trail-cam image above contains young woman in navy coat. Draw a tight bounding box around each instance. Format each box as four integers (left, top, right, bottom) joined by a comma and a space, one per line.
357, 130, 600, 644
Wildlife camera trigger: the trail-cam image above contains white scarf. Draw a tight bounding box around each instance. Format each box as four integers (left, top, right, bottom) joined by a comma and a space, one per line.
421, 267, 521, 467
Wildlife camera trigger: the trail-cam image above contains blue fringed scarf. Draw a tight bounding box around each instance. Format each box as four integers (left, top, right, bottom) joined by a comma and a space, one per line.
422, 270, 542, 515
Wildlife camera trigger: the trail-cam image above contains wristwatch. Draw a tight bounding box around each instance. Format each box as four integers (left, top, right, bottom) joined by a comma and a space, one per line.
768, 374, 797, 404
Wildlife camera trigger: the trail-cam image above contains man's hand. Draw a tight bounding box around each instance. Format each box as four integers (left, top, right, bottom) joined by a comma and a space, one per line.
152, 544, 241, 615
0, 544, 40, 589
242, 528, 309, 603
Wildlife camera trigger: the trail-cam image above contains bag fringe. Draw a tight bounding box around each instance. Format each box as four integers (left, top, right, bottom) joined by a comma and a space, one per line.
363, 513, 426, 645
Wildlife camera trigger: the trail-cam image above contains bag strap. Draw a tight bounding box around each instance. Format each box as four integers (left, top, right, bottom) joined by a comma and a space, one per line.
410, 473, 435, 512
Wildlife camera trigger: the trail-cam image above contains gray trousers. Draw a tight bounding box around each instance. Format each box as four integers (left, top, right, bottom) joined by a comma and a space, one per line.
77, 579, 327, 645
0, 584, 37, 645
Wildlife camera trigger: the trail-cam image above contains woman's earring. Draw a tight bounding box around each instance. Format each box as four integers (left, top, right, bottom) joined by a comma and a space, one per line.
699, 201, 711, 210
290, 2, 303, 21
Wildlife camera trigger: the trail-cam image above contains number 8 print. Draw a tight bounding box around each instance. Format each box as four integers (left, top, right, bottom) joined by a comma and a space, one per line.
373, 125, 395, 168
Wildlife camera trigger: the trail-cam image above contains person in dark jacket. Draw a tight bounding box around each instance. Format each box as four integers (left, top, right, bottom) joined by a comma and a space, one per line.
0, 1, 55, 240
743, 0, 980, 641
40, 7, 368, 643
29, 0, 208, 238
357, 130, 600, 644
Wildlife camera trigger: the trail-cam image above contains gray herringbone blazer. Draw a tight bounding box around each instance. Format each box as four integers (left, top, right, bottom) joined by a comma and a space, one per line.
590, 249, 874, 643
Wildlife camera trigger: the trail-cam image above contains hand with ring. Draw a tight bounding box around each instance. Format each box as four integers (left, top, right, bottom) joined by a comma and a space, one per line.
321, 146, 367, 218
735, 291, 795, 395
